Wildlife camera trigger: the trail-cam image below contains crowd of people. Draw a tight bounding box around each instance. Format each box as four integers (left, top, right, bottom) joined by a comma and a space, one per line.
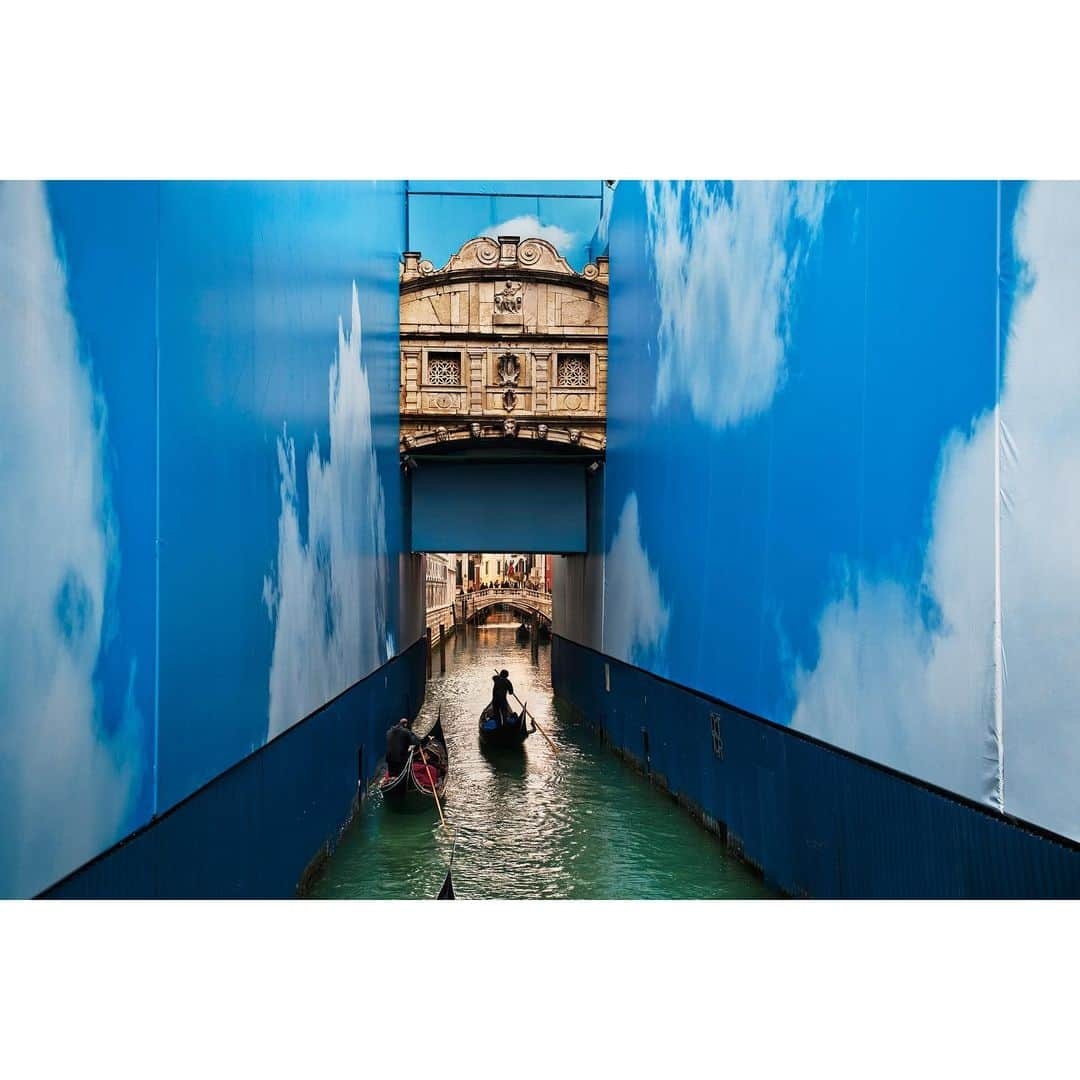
461, 579, 545, 593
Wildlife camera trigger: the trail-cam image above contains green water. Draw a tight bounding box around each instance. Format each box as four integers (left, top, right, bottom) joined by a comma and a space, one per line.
307, 628, 778, 899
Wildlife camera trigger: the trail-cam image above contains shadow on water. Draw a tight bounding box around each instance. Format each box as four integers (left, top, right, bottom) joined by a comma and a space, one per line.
307, 627, 779, 900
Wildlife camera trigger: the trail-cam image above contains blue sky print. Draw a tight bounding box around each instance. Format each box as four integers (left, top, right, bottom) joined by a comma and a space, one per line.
406, 181, 604, 272
0, 182, 152, 896
601, 179, 1080, 840
0, 181, 407, 894
262, 283, 393, 739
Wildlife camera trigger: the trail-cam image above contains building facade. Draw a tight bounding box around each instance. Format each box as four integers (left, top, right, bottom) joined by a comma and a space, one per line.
399, 235, 607, 454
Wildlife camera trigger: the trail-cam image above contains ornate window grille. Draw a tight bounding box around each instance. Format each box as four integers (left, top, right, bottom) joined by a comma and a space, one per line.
428, 352, 462, 386
557, 353, 590, 387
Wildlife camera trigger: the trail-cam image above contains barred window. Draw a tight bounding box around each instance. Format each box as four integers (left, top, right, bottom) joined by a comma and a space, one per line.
428, 352, 462, 386
557, 353, 590, 387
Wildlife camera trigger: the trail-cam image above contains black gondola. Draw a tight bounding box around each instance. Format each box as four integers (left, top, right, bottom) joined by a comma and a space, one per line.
515, 622, 530, 643
379, 710, 449, 811
436, 838, 456, 899
478, 702, 534, 750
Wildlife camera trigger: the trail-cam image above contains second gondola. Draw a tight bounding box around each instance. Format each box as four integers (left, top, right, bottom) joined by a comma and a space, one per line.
478, 703, 534, 750
379, 710, 449, 811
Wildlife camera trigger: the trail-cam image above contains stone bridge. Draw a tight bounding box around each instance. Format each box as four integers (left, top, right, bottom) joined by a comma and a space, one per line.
460, 587, 552, 627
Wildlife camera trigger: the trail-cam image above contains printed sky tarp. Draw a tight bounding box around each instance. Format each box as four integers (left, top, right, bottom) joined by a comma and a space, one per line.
0, 181, 406, 896
599, 180, 1080, 841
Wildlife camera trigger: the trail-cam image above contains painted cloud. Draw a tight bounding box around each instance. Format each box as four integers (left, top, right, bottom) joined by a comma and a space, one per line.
791, 181, 1080, 839
643, 180, 831, 429
997, 182, 1080, 838
603, 493, 671, 670
0, 181, 141, 896
262, 283, 391, 740
483, 215, 575, 254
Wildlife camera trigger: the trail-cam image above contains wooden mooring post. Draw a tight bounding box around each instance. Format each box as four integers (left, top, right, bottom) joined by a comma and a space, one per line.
426, 626, 433, 678
439, 623, 446, 674
531, 610, 540, 663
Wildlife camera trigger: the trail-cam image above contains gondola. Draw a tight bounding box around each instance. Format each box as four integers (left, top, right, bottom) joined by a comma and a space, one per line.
379, 710, 449, 811
515, 622, 530, 643
478, 702, 534, 750
436, 837, 456, 900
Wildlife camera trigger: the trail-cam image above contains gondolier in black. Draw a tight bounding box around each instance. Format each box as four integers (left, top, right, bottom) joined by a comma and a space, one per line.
385, 716, 422, 776
491, 669, 514, 725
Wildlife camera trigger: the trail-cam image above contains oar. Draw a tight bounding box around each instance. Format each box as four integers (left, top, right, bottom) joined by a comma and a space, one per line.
493, 670, 559, 753
517, 698, 559, 753
417, 743, 448, 831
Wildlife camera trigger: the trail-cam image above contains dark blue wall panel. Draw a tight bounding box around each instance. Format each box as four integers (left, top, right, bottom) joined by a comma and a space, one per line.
411, 462, 586, 552
552, 635, 1080, 899
40, 640, 426, 899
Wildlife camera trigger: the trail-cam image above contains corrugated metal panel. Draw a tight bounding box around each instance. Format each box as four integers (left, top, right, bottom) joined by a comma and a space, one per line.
552, 635, 1080, 899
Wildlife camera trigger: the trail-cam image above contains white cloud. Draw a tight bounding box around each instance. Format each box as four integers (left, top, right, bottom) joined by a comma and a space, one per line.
792, 408, 1000, 805
0, 181, 141, 896
482, 215, 575, 255
643, 180, 831, 429
603, 493, 671, 669
262, 283, 391, 739
997, 182, 1080, 837
791, 181, 1080, 839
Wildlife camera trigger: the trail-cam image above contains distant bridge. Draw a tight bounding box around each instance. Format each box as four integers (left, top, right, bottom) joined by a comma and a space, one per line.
461, 587, 552, 627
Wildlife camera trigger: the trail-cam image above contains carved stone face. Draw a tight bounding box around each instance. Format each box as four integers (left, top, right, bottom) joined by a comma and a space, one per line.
569, 428, 581, 443
435, 426, 448, 442
537, 424, 548, 439
503, 418, 517, 436
470, 422, 481, 438
403, 435, 415, 449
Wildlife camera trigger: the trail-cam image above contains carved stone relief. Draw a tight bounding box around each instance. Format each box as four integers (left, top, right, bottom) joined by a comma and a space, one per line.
497, 352, 521, 385
494, 282, 523, 315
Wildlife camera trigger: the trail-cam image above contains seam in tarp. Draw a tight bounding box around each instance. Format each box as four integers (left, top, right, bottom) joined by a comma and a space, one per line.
991, 178, 1006, 813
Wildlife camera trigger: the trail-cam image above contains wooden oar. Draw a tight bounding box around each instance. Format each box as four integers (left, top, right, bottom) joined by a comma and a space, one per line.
417, 743, 448, 831
517, 698, 559, 753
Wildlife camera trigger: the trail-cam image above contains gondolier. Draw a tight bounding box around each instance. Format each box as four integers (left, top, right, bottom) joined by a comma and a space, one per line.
380, 711, 450, 810
491, 669, 514, 724
385, 716, 421, 776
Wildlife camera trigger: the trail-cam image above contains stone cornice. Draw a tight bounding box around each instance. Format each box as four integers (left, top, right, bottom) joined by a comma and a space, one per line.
400, 331, 605, 344
400, 420, 606, 455
400, 266, 608, 299
401, 234, 608, 295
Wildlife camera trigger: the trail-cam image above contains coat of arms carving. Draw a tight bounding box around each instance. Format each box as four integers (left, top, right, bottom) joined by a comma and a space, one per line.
497, 353, 520, 386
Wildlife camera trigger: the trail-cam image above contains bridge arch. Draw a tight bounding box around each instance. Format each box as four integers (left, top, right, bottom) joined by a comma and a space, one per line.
460, 587, 552, 628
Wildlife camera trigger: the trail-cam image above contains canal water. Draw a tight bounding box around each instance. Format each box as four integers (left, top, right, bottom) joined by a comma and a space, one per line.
308, 625, 778, 900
